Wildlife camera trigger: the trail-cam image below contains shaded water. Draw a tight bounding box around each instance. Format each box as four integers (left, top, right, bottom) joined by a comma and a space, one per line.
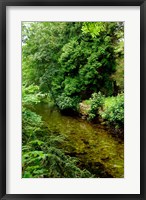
34, 103, 124, 178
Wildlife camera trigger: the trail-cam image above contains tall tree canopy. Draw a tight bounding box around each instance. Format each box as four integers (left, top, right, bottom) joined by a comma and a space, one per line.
22, 22, 124, 111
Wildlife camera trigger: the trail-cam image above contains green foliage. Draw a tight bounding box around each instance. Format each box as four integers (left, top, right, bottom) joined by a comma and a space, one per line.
22, 84, 44, 143
111, 40, 124, 92
22, 84, 45, 106
22, 136, 93, 178
56, 93, 80, 111
84, 99, 91, 105
59, 23, 116, 98
22, 108, 43, 143
22, 22, 124, 111
82, 22, 124, 94
82, 22, 106, 38
99, 93, 124, 126
88, 92, 105, 120
22, 22, 67, 91
81, 92, 124, 128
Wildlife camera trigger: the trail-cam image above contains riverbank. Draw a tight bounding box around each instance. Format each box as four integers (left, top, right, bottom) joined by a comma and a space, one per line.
78, 97, 124, 141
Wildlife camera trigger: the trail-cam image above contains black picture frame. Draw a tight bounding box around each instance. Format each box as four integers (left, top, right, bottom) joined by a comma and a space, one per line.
0, 0, 145, 199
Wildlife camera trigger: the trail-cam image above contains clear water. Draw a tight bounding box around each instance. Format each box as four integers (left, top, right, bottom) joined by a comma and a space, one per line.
34, 103, 124, 178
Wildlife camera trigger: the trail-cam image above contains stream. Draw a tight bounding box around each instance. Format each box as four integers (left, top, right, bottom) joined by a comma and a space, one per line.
34, 103, 124, 178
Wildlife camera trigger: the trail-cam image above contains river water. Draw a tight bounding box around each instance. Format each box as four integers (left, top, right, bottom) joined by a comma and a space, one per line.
34, 103, 124, 178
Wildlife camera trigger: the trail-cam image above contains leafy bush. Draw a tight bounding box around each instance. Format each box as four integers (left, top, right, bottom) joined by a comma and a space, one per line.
99, 93, 124, 127
88, 92, 105, 120
22, 108, 43, 143
22, 136, 93, 178
56, 93, 80, 111
22, 84, 45, 106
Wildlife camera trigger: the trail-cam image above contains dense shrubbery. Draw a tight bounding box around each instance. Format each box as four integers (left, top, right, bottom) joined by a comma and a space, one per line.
88, 92, 105, 120
99, 94, 124, 127
56, 93, 80, 111
85, 92, 124, 127
23, 132, 93, 178
22, 108, 43, 143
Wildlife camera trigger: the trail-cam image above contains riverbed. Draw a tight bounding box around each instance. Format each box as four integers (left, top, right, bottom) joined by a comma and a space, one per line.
34, 103, 124, 178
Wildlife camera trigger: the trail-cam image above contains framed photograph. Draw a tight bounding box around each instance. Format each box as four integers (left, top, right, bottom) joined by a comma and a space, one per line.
0, 0, 145, 199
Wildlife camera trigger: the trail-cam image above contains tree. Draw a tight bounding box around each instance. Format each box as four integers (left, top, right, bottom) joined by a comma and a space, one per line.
22, 22, 124, 111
